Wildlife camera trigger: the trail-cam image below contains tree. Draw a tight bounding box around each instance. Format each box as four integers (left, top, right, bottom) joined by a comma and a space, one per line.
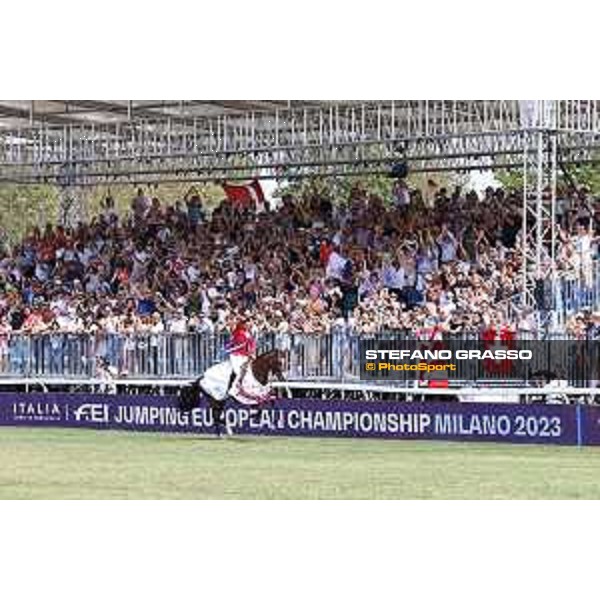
273, 170, 467, 206
563, 162, 600, 194
0, 184, 60, 246
495, 161, 600, 195
0, 179, 228, 247
82, 181, 226, 215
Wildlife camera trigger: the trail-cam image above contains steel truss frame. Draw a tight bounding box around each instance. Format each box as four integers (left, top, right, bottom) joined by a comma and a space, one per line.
522, 129, 558, 309
0, 101, 598, 183
1, 99, 599, 310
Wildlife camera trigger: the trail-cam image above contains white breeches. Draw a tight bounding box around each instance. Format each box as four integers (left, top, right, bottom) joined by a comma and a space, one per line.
230, 354, 249, 375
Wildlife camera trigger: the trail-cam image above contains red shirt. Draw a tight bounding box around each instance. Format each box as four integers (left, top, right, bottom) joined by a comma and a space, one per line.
482, 326, 514, 342
230, 328, 256, 356
319, 242, 333, 266
482, 326, 515, 376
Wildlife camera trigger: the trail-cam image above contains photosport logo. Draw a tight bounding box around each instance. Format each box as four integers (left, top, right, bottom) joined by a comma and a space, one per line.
12, 400, 64, 423
73, 403, 109, 424
360, 340, 600, 383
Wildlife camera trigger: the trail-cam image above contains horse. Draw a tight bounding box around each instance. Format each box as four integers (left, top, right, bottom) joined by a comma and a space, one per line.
178, 348, 287, 435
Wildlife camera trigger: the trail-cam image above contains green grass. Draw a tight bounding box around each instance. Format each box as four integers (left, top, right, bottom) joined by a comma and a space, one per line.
1, 427, 600, 499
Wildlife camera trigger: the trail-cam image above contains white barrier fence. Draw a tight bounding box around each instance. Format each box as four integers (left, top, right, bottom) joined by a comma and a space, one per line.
0, 331, 599, 383
270, 381, 600, 403
0, 374, 598, 405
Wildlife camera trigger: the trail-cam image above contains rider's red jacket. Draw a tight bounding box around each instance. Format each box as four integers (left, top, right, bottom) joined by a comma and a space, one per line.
230, 329, 257, 357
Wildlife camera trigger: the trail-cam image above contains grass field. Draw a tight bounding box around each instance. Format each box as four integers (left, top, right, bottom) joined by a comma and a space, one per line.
1, 427, 600, 499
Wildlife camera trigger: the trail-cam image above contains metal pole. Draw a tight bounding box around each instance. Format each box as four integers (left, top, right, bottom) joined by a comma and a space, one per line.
550, 133, 558, 310
522, 131, 530, 304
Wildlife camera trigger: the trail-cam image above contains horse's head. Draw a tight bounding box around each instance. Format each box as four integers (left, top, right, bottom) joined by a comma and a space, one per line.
255, 349, 288, 382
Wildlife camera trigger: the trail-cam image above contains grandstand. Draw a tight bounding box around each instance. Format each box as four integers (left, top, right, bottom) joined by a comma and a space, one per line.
0, 100, 599, 400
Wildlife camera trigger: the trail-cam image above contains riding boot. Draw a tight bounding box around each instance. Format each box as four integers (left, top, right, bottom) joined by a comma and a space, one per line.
226, 370, 237, 397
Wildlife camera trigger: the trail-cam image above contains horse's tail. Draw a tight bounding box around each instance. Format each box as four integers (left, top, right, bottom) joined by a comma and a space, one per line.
178, 378, 202, 412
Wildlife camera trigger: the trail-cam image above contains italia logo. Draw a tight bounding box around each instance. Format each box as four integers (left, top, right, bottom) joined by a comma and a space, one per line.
13, 401, 62, 421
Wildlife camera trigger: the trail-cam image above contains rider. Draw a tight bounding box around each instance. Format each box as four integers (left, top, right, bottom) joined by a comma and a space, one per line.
226, 318, 257, 395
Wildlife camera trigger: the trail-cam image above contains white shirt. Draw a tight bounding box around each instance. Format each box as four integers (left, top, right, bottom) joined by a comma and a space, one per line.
394, 185, 410, 206
226, 271, 237, 288
56, 314, 75, 331
438, 234, 457, 263
85, 274, 100, 293
244, 263, 257, 281
186, 265, 201, 283
35, 262, 50, 282
575, 233, 592, 257
326, 251, 348, 280
416, 251, 435, 274
383, 265, 405, 289
168, 317, 187, 334
63, 249, 75, 262
199, 318, 215, 333
79, 247, 95, 267
133, 250, 148, 264
200, 290, 211, 314
150, 321, 165, 335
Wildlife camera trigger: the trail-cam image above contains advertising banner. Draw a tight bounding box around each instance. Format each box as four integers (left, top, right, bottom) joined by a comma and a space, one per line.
0, 392, 589, 446
580, 406, 600, 446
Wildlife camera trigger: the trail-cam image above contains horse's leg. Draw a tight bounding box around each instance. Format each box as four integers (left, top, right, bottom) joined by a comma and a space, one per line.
211, 398, 232, 437
209, 399, 223, 436
219, 399, 234, 436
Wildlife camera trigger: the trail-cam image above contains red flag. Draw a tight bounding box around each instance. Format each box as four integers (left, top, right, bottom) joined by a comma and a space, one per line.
482, 325, 515, 377
222, 179, 265, 210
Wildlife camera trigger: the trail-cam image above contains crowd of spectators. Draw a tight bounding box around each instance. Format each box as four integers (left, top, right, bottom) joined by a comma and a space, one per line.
0, 180, 598, 349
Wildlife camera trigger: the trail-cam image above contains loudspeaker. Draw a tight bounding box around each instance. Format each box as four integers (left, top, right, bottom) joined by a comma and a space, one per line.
390, 162, 409, 179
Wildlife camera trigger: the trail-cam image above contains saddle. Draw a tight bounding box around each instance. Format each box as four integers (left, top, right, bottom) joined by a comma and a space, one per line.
200, 359, 271, 406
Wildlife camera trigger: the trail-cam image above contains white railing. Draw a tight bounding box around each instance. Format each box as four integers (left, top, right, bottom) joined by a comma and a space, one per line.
0, 331, 596, 384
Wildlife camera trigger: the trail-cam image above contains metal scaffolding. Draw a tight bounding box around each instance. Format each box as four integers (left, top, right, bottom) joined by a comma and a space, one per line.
521, 130, 557, 307
1, 100, 599, 183
0, 99, 599, 311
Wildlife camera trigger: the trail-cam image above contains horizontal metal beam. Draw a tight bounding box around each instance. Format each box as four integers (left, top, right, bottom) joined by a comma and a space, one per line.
1, 101, 599, 186
57, 100, 199, 121
0, 103, 79, 126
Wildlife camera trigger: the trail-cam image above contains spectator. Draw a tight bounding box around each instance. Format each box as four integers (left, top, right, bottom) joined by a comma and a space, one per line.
0, 181, 594, 345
